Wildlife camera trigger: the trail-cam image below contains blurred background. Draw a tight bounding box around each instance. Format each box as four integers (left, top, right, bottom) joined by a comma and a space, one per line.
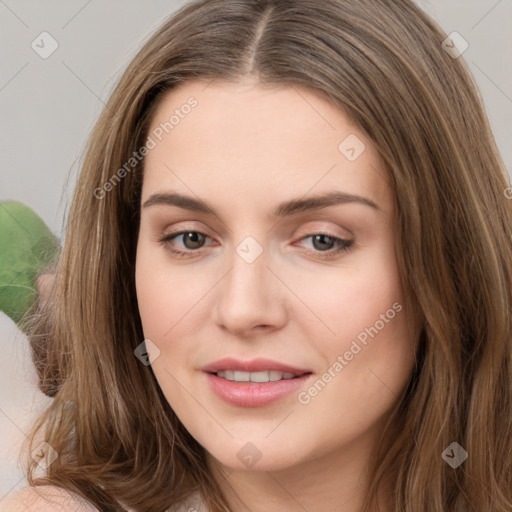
0, 0, 511, 500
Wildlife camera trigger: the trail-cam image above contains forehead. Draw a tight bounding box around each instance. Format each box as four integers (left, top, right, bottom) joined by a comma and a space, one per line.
142, 80, 392, 216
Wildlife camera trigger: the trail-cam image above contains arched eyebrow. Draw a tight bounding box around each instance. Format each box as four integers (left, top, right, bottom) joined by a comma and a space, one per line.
142, 191, 381, 217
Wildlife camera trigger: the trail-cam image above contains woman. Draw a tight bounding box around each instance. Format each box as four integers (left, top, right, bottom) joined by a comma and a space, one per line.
2, 0, 511, 510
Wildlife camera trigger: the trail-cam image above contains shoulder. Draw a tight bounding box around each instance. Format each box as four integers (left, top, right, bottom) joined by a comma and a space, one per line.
167, 490, 209, 512
0, 485, 99, 512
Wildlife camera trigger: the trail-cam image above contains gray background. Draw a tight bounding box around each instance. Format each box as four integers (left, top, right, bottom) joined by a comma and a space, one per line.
0, 0, 511, 501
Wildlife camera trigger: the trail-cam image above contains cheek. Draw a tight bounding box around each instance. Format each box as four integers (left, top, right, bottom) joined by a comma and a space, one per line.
135, 243, 209, 336
134, 244, 215, 403
297, 268, 411, 439
303, 240, 412, 403
135, 255, 168, 336
135, 247, 197, 409
298, 244, 404, 349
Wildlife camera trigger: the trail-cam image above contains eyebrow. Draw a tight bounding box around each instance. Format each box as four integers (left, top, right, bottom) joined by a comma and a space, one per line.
142, 191, 381, 217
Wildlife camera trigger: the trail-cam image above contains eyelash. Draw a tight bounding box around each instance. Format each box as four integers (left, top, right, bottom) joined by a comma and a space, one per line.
158, 230, 354, 260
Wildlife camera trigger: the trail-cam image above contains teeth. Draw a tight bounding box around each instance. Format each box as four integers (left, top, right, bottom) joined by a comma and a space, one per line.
216, 370, 298, 382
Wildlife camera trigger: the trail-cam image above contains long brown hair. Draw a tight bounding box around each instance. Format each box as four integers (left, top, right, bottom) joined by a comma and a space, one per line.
22, 0, 512, 510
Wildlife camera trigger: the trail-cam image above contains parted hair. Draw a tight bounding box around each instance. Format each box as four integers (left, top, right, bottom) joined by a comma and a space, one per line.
23, 0, 512, 510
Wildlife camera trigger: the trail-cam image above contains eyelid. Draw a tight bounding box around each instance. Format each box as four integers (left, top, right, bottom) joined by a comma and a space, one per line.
287, 218, 355, 249
161, 219, 351, 238
294, 222, 352, 240
158, 226, 354, 262
159, 220, 353, 245
159, 222, 213, 238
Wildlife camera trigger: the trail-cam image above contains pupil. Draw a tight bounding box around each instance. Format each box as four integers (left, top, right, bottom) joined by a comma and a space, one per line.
185, 232, 204, 249
313, 234, 333, 251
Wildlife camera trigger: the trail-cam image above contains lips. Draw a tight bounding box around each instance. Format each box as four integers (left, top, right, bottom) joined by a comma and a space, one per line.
202, 357, 313, 407
205, 372, 313, 407
201, 357, 312, 376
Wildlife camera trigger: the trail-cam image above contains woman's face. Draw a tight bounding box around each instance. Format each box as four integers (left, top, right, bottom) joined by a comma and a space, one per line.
135, 79, 416, 473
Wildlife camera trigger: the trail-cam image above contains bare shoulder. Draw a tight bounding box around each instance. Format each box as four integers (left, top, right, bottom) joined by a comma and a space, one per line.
0, 485, 99, 512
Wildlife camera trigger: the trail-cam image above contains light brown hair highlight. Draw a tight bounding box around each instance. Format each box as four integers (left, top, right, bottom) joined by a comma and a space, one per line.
22, 1, 512, 511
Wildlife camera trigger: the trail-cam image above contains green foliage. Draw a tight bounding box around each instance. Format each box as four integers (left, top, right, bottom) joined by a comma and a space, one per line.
0, 201, 59, 326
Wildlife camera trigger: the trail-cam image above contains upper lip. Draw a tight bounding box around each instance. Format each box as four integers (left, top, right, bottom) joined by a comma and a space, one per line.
202, 357, 312, 375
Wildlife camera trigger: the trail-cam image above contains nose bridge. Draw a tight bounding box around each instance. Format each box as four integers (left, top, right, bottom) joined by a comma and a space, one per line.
226, 233, 271, 302
213, 232, 286, 332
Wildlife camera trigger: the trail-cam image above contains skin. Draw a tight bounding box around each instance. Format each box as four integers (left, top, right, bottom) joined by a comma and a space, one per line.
135, 79, 417, 512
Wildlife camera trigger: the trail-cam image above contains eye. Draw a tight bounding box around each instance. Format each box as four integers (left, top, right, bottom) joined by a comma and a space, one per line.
158, 230, 354, 260
295, 233, 354, 259
159, 230, 213, 257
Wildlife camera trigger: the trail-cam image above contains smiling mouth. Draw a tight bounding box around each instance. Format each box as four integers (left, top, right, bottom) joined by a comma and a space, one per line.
212, 370, 310, 382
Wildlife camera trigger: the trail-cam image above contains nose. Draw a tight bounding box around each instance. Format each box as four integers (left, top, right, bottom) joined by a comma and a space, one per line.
213, 241, 288, 337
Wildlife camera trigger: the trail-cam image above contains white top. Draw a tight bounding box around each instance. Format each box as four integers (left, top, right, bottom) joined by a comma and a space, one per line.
0, 485, 99, 511
0, 485, 209, 512
167, 490, 209, 512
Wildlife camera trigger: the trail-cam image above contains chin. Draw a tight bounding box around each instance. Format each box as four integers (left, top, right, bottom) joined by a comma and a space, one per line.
204, 439, 306, 473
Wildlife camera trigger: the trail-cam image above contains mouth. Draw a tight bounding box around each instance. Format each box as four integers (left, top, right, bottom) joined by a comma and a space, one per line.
210, 370, 311, 382
202, 357, 312, 376
201, 357, 313, 406
204, 370, 313, 407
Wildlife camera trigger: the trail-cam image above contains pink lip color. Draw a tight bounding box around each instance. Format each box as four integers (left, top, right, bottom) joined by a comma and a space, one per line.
201, 357, 311, 374
204, 372, 312, 407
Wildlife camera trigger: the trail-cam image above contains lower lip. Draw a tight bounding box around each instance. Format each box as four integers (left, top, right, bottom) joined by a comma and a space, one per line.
204, 372, 312, 407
